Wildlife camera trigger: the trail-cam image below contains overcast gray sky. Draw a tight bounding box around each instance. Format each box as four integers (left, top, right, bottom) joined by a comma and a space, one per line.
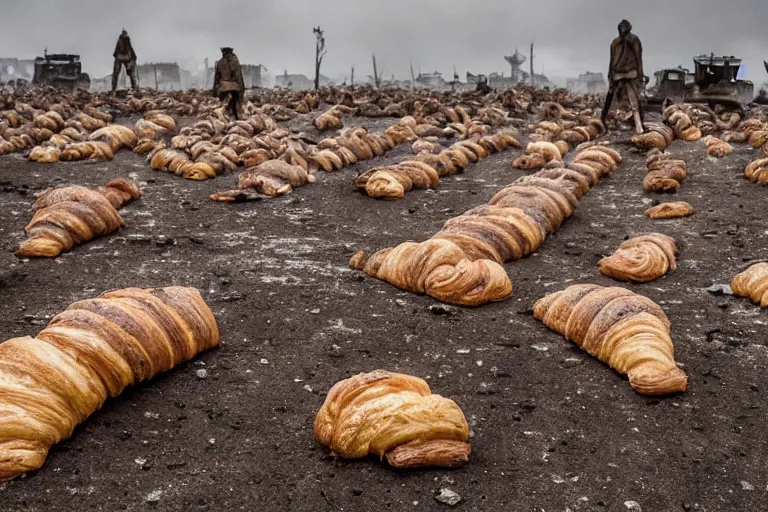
2, 0, 766, 84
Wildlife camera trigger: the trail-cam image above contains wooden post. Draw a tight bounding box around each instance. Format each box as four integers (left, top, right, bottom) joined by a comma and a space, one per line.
153, 65, 158, 89
530, 43, 535, 87
351, 65, 355, 87
410, 62, 416, 89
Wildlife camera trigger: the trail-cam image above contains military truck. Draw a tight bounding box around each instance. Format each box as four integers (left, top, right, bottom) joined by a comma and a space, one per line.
32, 52, 90, 91
643, 55, 753, 111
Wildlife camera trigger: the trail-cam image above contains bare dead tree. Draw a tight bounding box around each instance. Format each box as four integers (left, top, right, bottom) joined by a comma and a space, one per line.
351, 65, 355, 87
372, 54, 384, 89
313, 26, 326, 90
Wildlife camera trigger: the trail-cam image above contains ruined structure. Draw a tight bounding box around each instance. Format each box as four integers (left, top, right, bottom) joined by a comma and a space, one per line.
0, 58, 35, 83
567, 71, 608, 94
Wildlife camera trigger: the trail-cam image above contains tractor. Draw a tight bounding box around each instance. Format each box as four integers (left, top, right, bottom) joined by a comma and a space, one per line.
32, 52, 90, 91
643, 54, 753, 111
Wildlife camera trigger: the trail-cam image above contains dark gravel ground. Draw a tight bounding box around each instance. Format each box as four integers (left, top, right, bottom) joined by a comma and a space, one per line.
0, 118, 767, 512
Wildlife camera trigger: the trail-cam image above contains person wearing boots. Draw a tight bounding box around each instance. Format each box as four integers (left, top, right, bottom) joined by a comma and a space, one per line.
213, 47, 245, 120
602, 19, 645, 134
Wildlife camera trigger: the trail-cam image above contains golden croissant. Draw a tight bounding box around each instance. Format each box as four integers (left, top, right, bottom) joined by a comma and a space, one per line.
745, 158, 768, 185
211, 160, 316, 200
732, 263, 768, 307
632, 123, 674, 152
16, 179, 141, 258
534, 284, 688, 395
703, 136, 733, 158
90, 124, 138, 153
355, 162, 440, 200
355, 131, 520, 200
644, 150, 687, 192
314, 370, 471, 468
645, 202, 695, 219
663, 105, 702, 142
352, 239, 512, 306
0, 286, 220, 483
28, 145, 61, 163
351, 144, 622, 306
599, 233, 677, 283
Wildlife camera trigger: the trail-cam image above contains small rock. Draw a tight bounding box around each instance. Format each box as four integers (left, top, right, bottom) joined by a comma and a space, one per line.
428, 305, 457, 316
706, 284, 733, 296
395, 299, 407, 307
434, 488, 461, 506
624, 501, 642, 512
127, 234, 152, 243
563, 357, 584, 367
145, 490, 163, 503
408, 207, 417, 214
154, 236, 175, 247
310, 309, 321, 314
189, 236, 205, 245
195, 369, 208, 380
741, 481, 754, 491
221, 294, 243, 302
477, 382, 498, 395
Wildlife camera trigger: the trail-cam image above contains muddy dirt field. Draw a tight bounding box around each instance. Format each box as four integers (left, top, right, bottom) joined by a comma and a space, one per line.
1, 116, 767, 511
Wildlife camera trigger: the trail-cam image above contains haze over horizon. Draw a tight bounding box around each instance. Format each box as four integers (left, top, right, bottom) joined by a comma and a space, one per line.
2, 0, 766, 85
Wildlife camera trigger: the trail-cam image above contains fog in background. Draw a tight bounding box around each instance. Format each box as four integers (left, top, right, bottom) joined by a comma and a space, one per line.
2, 0, 766, 84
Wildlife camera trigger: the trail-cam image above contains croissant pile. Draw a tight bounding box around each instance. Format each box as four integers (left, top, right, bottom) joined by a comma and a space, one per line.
644, 150, 688, 192
599, 233, 677, 282
632, 123, 675, 152
512, 141, 564, 170
355, 131, 521, 200
314, 370, 471, 468
0, 286, 220, 483
534, 284, 688, 395
16, 178, 141, 258
645, 201, 695, 219
662, 104, 702, 142
732, 263, 768, 306
703, 136, 733, 158
351, 144, 622, 306
744, 158, 768, 185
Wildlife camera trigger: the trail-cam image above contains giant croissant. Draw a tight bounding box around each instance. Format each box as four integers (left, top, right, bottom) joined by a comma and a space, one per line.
645, 202, 695, 219
745, 158, 768, 185
0, 286, 220, 483
355, 132, 520, 200
351, 144, 622, 306
644, 150, 687, 193
732, 263, 768, 306
314, 370, 471, 468
211, 159, 316, 200
599, 233, 678, 283
16, 179, 141, 258
534, 284, 688, 395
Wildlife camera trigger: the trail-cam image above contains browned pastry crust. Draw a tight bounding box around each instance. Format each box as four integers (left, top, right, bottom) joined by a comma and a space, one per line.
599, 233, 678, 282
16, 179, 141, 258
314, 370, 471, 468
645, 202, 695, 219
534, 284, 688, 395
350, 144, 622, 306
732, 263, 768, 307
0, 287, 220, 483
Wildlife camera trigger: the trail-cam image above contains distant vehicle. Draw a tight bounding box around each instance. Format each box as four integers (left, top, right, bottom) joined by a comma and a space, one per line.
32, 52, 90, 91
643, 55, 753, 111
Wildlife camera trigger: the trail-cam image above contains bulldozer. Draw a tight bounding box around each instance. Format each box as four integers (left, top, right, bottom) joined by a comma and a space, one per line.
643, 54, 753, 111
32, 51, 90, 91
